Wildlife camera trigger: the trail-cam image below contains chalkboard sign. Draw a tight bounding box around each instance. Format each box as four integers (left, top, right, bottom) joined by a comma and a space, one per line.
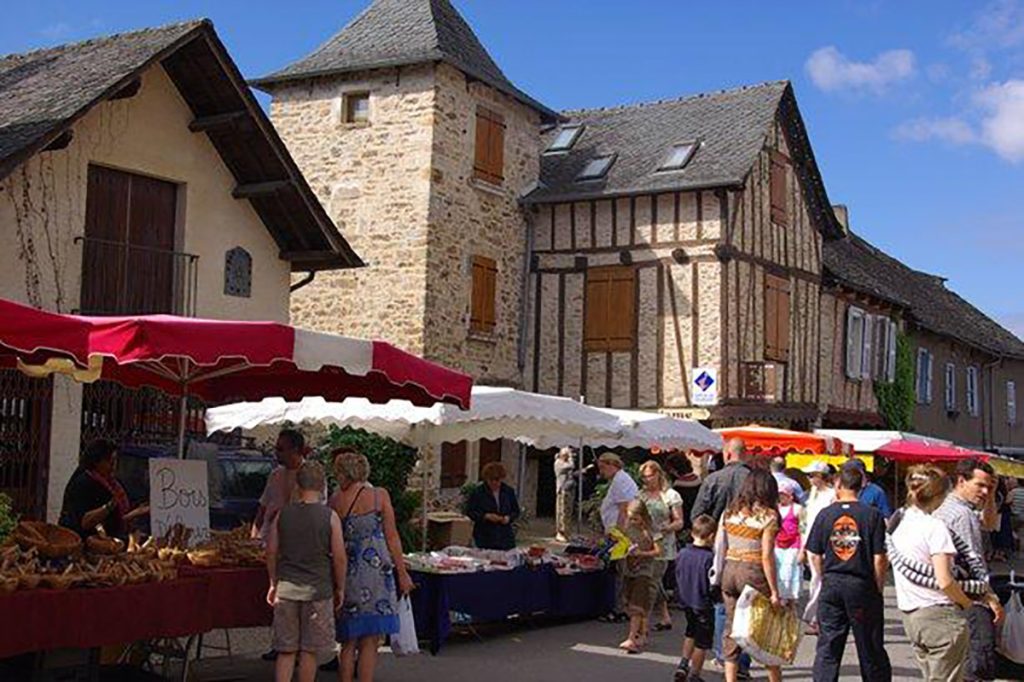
149, 458, 210, 546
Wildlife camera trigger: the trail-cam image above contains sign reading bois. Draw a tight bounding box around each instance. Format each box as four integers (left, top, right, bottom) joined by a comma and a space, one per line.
149, 458, 210, 546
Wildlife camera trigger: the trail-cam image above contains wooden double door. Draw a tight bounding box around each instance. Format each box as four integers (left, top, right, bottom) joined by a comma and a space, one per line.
80, 165, 179, 315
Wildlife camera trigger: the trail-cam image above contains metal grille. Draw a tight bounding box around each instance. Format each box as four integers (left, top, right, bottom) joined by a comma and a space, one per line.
81, 381, 206, 447
0, 370, 52, 519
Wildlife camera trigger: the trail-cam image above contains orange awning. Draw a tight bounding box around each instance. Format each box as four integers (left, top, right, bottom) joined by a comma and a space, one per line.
715, 424, 854, 456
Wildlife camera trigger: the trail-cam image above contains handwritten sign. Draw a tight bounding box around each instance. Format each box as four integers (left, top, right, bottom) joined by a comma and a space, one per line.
149, 458, 210, 546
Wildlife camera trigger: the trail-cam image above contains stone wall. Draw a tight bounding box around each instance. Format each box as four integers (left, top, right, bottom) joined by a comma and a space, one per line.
423, 63, 541, 385
268, 65, 437, 355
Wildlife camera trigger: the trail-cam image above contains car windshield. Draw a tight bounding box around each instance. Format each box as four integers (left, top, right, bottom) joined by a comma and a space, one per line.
220, 459, 274, 498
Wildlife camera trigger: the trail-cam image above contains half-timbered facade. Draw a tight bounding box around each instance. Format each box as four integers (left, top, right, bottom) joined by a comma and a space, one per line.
523, 82, 844, 427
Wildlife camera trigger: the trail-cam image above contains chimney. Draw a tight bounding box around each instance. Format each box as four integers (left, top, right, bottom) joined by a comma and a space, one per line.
832, 204, 849, 235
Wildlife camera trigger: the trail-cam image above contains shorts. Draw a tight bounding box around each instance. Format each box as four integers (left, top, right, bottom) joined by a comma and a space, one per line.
682, 606, 714, 650
272, 598, 336, 654
623, 575, 654, 615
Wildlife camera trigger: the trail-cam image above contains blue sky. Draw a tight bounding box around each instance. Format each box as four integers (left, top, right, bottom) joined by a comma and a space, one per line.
4, 1, 1024, 336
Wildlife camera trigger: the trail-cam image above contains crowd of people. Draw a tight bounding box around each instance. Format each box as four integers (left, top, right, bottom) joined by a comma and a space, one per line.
588, 438, 1022, 682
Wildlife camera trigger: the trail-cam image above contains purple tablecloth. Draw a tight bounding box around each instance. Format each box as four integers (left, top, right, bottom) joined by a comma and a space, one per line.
411, 565, 614, 654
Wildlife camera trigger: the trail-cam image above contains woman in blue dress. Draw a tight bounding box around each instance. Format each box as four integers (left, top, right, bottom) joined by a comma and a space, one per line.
330, 448, 414, 682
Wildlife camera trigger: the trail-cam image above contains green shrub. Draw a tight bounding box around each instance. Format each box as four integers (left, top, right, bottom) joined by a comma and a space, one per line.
0, 493, 17, 543
317, 426, 420, 550
875, 333, 915, 431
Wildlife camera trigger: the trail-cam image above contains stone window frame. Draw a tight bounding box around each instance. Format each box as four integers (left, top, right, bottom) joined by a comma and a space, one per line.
337, 90, 372, 128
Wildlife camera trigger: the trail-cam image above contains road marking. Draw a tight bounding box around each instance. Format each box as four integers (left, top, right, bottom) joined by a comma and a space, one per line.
570, 643, 678, 665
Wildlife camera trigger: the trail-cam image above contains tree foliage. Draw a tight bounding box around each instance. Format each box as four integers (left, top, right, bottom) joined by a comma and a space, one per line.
874, 333, 916, 432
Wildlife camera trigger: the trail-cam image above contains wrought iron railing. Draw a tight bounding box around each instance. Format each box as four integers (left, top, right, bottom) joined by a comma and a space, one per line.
75, 236, 199, 317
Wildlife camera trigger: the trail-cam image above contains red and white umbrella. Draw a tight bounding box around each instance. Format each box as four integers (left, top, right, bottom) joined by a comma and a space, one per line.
0, 298, 472, 454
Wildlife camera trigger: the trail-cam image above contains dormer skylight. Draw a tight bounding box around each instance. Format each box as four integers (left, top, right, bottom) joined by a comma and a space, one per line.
547, 125, 584, 153
576, 154, 615, 181
658, 141, 697, 171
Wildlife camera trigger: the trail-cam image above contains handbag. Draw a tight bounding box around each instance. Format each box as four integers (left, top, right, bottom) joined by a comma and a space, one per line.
731, 585, 801, 666
391, 596, 419, 656
1000, 591, 1024, 664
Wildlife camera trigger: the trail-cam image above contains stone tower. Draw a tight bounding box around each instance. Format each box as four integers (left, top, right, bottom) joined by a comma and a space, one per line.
254, 0, 557, 386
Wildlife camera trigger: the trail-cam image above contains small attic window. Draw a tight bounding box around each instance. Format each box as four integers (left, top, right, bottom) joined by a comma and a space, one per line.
658, 142, 697, 171
343, 92, 370, 124
547, 125, 583, 153
577, 154, 615, 181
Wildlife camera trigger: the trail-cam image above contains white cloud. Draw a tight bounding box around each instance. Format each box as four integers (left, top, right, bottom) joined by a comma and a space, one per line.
40, 22, 73, 41
893, 117, 976, 145
974, 79, 1024, 161
805, 46, 916, 94
950, 0, 1024, 52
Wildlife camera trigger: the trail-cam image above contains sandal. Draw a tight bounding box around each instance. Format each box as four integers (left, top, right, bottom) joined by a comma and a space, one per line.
654, 622, 673, 631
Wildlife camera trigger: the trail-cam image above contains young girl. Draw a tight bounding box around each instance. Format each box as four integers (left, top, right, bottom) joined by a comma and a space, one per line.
620, 499, 663, 654
775, 487, 805, 602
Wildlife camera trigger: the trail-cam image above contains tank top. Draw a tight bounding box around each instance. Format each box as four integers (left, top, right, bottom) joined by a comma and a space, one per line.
276, 502, 334, 601
776, 504, 802, 550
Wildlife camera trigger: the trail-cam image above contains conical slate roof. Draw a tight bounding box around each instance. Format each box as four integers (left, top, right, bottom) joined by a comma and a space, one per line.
252, 0, 557, 120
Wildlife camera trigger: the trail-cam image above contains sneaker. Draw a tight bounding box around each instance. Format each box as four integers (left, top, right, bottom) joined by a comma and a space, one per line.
673, 659, 690, 681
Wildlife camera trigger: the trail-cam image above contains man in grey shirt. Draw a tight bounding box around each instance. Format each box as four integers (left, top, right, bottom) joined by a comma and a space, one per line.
932, 458, 1003, 682
691, 438, 750, 522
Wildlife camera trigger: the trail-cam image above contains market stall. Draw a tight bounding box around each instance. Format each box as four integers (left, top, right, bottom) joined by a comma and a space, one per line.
716, 424, 853, 457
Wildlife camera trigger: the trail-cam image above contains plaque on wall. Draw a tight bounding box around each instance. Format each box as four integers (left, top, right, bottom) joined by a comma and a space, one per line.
224, 246, 252, 298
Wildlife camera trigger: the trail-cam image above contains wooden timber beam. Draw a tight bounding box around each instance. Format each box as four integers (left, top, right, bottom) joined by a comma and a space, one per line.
189, 110, 249, 133
109, 78, 142, 100
232, 180, 291, 199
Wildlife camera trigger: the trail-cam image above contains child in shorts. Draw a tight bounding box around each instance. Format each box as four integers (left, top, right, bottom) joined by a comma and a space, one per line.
266, 461, 347, 682
673, 514, 718, 682
620, 499, 662, 654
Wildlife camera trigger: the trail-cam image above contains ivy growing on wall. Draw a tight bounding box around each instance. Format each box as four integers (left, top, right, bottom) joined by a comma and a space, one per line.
875, 333, 915, 431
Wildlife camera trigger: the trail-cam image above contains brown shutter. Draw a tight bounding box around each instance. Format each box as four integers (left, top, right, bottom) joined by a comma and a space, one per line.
478, 439, 502, 477
584, 271, 610, 351
470, 256, 497, 334
770, 150, 789, 226
764, 273, 790, 362
441, 441, 468, 488
585, 266, 635, 352
474, 107, 505, 185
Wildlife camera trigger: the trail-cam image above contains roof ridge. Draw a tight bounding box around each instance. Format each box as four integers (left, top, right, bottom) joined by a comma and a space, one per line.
559, 79, 790, 118
0, 19, 207, 65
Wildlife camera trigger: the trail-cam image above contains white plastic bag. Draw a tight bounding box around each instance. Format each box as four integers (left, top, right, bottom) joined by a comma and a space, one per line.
391, 596, 419, 656
709, 514, 727, 587
1000, 591, 1024, 664
731, 585, 801, 666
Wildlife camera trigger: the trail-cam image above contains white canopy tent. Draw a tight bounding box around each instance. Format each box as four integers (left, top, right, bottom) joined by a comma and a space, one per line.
813, 429, 951, 453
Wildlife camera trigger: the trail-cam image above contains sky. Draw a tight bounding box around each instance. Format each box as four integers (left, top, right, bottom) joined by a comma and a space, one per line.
3, 1, 1024, 337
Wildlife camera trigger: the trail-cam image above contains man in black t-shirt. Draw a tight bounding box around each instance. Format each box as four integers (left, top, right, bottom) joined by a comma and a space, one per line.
806, 463, 891, 682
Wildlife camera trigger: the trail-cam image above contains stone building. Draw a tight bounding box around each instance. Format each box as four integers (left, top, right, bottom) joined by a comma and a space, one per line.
0, 21, 359, 519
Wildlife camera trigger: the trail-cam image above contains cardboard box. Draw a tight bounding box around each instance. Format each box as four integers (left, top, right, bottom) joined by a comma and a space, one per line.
426, 512, 472, 550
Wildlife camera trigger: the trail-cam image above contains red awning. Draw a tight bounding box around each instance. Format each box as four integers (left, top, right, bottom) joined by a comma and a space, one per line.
874, 439, 989, 463
0, 298, 472, 409
715, 424, 853, 456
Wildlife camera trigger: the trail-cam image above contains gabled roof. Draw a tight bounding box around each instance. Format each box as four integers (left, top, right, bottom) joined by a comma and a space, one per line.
0, 20, 361, 272
524, 81, 843, 238
251, 0, 558, 122
824, 234, 1024, 359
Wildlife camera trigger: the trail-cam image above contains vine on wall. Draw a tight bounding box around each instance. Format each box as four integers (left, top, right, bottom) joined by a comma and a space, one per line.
874, 332, 915, 431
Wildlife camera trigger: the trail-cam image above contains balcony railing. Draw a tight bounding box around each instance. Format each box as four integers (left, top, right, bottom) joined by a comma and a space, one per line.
75, 236, 199, 317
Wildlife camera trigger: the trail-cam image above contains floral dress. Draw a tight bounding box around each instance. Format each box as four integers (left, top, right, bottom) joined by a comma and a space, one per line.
335, 487, 400, 641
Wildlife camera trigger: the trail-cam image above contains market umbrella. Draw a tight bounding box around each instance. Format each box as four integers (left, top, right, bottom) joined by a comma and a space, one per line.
528, 407, 721, 453
205, 387, 626, 546
715, 424, 852, 456
874, 439, 989, 463
0, 297, 473, 456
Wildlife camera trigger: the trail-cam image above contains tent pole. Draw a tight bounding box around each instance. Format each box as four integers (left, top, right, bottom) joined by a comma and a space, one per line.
176, 390, 188, 459
576, 438, 585, 536
420, 444, 430, 551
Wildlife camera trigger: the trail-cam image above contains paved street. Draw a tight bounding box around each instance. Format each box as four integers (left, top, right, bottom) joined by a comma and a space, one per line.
192, 584, 1019, 682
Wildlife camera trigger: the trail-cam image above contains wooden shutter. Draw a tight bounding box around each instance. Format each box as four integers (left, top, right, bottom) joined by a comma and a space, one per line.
470, 255, 497, 334
886, 320, 898, 382
925, 352, 934, 404
764, 273, 790, 362
474, 107, 505, 185
478, 439, 502, 478
584, 266, 635, 352
845, 307, 862, 379
1008, 381, 1017, 424
770, 150, 789, 226
441, 441, 468, 488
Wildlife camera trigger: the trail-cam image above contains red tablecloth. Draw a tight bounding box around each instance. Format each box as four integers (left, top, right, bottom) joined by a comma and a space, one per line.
179, 565, 272, 629
0, 577, 211, 659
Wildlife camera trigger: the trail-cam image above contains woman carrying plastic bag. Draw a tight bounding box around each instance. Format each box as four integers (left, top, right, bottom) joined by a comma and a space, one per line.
1001, 590, 1024, 665
391, 596, 419, 656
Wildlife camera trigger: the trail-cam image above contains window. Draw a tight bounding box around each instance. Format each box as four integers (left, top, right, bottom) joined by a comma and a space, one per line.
342, 92, 370, 124
577, 154, 616, 181
764, 273, 791, 362
845, 309, 896, 381
546, 125, 583, 153
916, 348, 933, 404
966, 366, 979, 416
944, 363, 957, 411
440, 441, 468, 488
474, 106, 505, 185
886, 319, 898, 382
584, 265, 635, 352
1009, 380, 1017, 425
658, 142, 697, 171
845, 307, 866, 379
469, 255, 497, 334
770, 150, 789, 226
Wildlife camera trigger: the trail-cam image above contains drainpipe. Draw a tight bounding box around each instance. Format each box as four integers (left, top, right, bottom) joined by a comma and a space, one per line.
983, 356, 1003, 449
290, 271, 316, 293
516, 209, 537, 381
